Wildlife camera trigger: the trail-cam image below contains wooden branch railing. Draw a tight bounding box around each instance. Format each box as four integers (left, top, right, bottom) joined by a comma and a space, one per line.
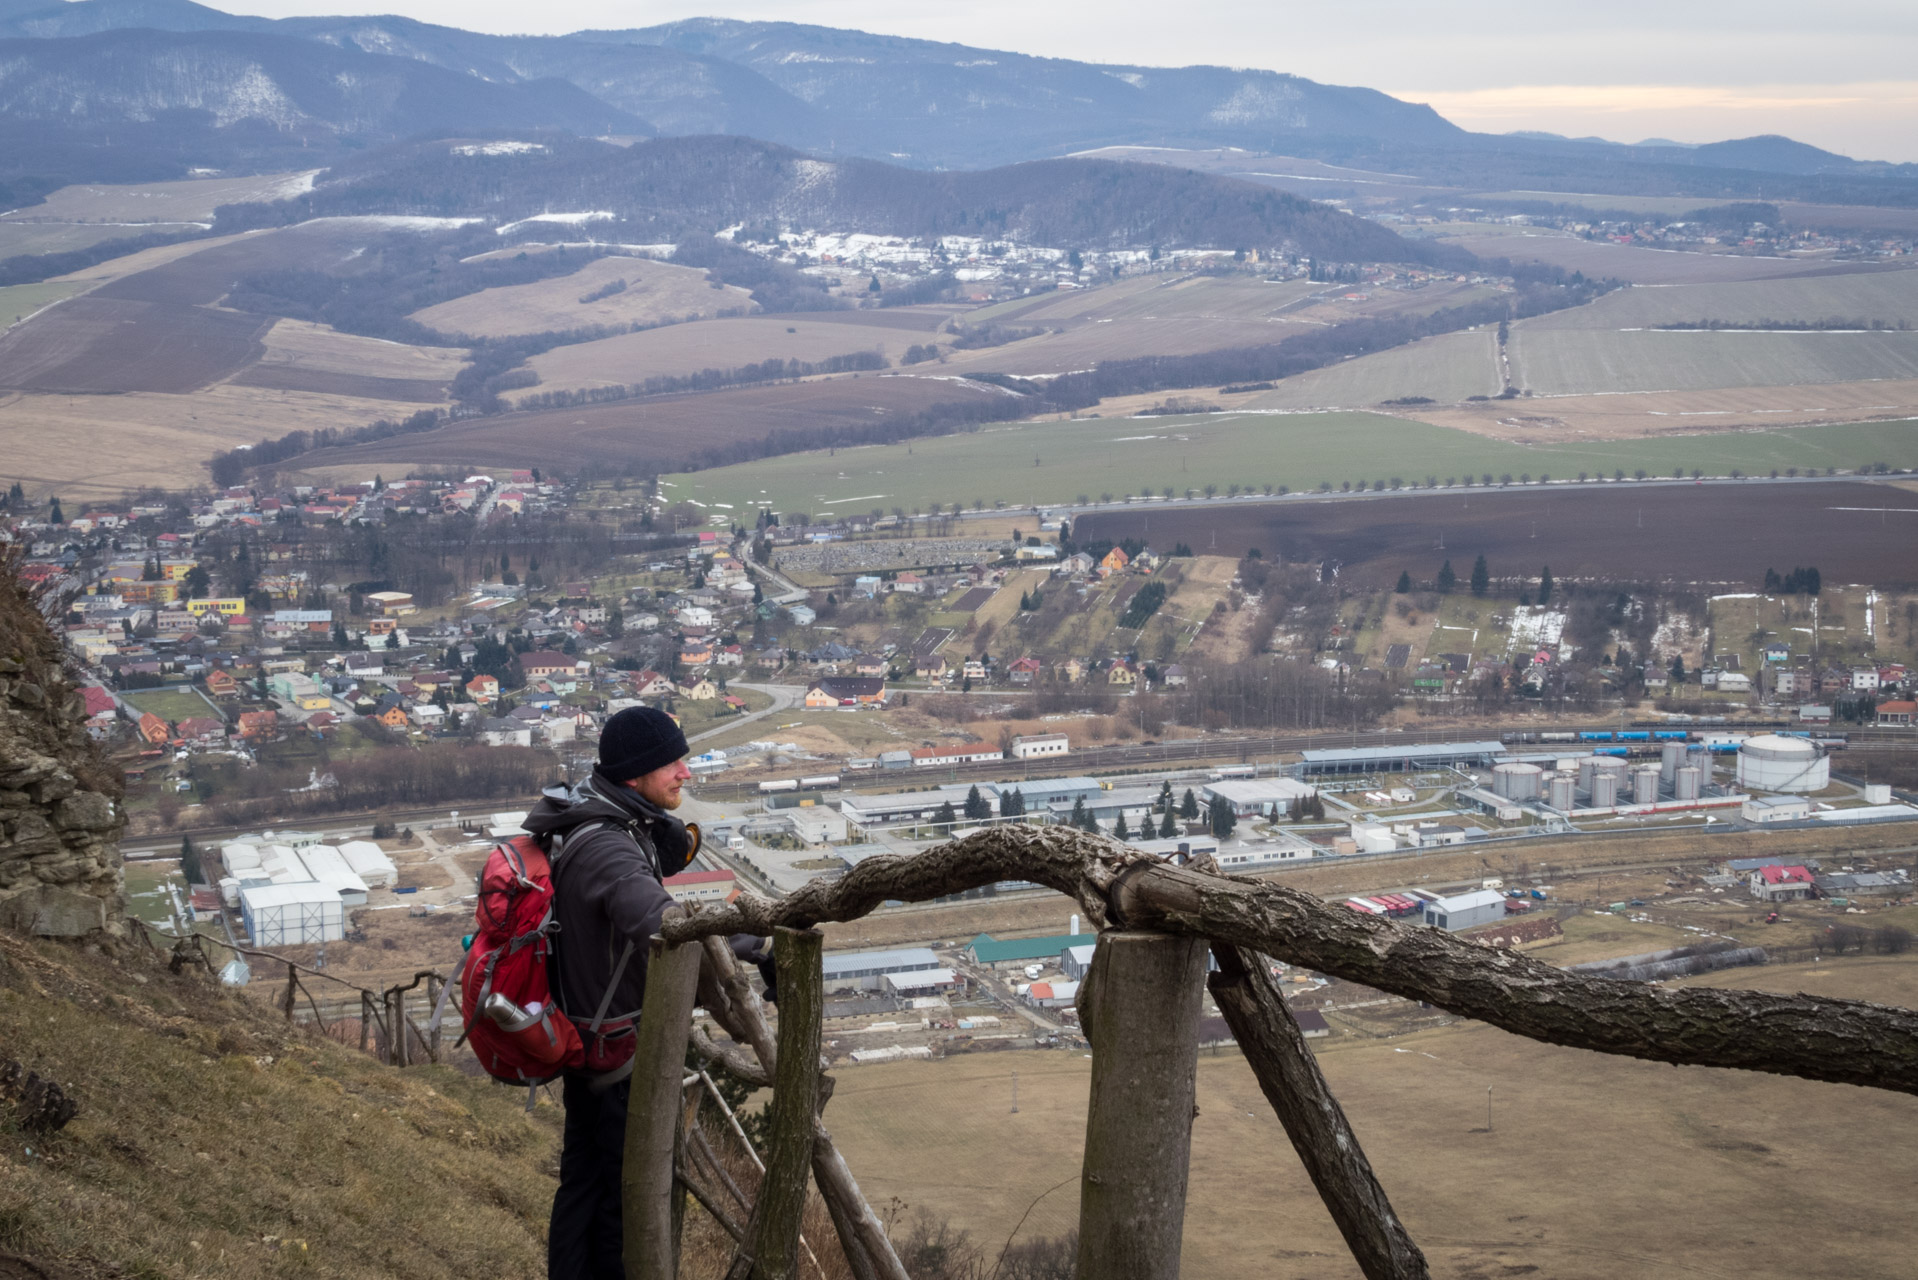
613, 824, 1918, 1280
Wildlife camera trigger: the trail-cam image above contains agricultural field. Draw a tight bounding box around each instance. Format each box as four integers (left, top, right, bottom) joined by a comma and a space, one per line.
5, 170, 317, 225
1508, 328, 1918, 397
409, 255, 753, 339
1432, 228, 1869, 284
307, 372, 1012, 479
0, 296, 271, 393
1077, 479, 1918, 590
0, 280, 84, 328
0, 380, 454, 499
1415, 380, 1918, 443
232, 318, 466, 402
1525, 266, 1918, 331
828, 953, 1918, 1280
523, 314, 927, 398
660, 408, 1918, 518
1244, 329, 1502, 409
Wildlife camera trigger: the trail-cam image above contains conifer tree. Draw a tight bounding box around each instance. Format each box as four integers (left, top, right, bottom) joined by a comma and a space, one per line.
1179, 788, 1199, 820
1470, 554, 1490, 598
1159, 808, 1177, 838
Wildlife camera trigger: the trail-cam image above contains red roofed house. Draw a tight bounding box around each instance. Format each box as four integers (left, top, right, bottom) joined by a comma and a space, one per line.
909, 741, 1005, 767
176, 717, 226, 747
136, 712, 170, 747
236, 709, 280, 740
633, 670, 674, 697
1750, 864, 1815, 902
466, 674, 500, 704
1878, 700, 1916, 727
204, 668, 239, 698
663, 868, 738, 905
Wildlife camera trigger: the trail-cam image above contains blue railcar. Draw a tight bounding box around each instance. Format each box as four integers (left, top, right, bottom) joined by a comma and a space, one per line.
1652, 730, 1689, 741
1616, 731, 1651, 742
1578, 731, 1614, 741
1595, 746, 1630, 757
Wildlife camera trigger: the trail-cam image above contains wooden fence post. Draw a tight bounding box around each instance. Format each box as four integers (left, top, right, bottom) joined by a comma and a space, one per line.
622, 929, 704, 1280
389, 987, 408, 1068
1074, 930, 1207, 1280
1208, 944, 1429, 1280
359, 991, 373, 1055
729, 926, 823, 1280
426, 974, 443, 1063
282, 963, 297, 1023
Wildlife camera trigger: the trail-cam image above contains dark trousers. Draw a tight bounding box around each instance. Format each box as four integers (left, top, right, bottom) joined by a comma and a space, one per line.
549, 1074, 629, 1279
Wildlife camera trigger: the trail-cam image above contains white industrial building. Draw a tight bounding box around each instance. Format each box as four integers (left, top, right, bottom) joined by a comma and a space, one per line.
295, 845, 370, 907
882, 968, 957, 995
1422, 888, 1508, 932
240, 882, 345, 945
785, 807, 850, 844
822, 947, 942, 991
337, 840, 398, 888
1009, 733, 1069, 759
1743, 795, 1811, 824
1202, 777, 1318, 817
1736, 735, 1829, 793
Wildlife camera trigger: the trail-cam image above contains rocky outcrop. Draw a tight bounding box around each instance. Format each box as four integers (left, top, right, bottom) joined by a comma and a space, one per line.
0, 562, 123, 937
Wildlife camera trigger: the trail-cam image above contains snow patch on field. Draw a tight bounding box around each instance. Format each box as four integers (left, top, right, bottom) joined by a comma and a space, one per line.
298, 215, 483, 231
452, 141, 548, 157
497, 211, 616, 235
1507, 606, 1566, 657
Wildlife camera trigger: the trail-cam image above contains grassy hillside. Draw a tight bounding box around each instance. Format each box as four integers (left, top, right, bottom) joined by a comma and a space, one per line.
0, 930, 558, 1278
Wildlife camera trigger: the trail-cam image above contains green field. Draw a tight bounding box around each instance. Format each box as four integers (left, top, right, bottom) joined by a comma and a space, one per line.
1248, 329, 1502, 408
1510, 328, 1918, 395
122, 686, 222, 724
0, 280, 84, 327
663, 411, 1918, 516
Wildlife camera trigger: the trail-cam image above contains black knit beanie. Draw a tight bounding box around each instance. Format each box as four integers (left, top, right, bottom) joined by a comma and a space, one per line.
596, 706, 689, 782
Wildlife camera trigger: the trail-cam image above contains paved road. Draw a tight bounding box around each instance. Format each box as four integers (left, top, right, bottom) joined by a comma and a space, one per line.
687, 681, 807, 746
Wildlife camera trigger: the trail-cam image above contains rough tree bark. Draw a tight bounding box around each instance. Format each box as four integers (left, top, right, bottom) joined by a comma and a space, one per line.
1074, 931, 1207, 1280
696, 933, 910, 1280
728, 927, 823, 1280
623, 929, 704, 1280
1209, 943, 1429, 1280
659, 825, 1918, 1096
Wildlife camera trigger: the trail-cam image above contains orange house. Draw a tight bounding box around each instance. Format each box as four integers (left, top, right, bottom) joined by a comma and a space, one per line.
236, 710, 279, 740
137, 712, 170, 746
204, 669, 238, 698
1098, 546, 1130, 576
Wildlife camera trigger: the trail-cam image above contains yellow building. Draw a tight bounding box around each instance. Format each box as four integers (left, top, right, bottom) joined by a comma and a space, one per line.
184, 598, 247, 617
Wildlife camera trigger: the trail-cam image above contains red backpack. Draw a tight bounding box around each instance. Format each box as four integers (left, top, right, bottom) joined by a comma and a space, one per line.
449, 830, 638, 1092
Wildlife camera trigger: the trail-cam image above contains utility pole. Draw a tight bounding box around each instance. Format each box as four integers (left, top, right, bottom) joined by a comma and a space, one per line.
1487, 1085, 1494, 1132
1011, 1069, 1019, 1114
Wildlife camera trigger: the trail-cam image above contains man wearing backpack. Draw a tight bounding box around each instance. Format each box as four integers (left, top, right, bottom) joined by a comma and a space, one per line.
522, 705, 770, 1279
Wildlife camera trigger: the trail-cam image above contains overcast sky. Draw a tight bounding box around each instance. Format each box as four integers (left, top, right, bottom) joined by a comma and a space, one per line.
217, 0, 1918, 162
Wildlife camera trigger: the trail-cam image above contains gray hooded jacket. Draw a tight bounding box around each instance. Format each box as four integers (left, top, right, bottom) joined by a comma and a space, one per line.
522, 770, 704, 1029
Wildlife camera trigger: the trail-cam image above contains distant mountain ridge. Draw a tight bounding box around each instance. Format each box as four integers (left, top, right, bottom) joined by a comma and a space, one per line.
0, 0, 1910, 205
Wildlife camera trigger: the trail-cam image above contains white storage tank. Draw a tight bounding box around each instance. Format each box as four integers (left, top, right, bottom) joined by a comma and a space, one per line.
1576, 757, 1601, 791
1547, 774, 1576, 811
1592, 773, 1619, 808
1674, 766, 1702, 800
1736, 734, 1828, 793
1660, 741, 1685, 782
239, 882, 344, 945
338, 840, 398, 889
1633, 766, 1661, 805
1492, 762, 1543, 800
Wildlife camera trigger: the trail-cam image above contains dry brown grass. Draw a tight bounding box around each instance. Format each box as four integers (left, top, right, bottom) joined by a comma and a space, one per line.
523, 316, 927, 398
410, 257, 753, 339
1410, 378, 1918, 442
0, 380, 449, 500
9, 172, 318, 225
827, 951, 1918, 1279
254, 319, 468, 381
0, 930, 560, 1279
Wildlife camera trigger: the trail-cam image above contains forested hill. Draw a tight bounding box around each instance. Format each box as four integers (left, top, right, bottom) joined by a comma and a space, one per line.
225, 135, 1440, 264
